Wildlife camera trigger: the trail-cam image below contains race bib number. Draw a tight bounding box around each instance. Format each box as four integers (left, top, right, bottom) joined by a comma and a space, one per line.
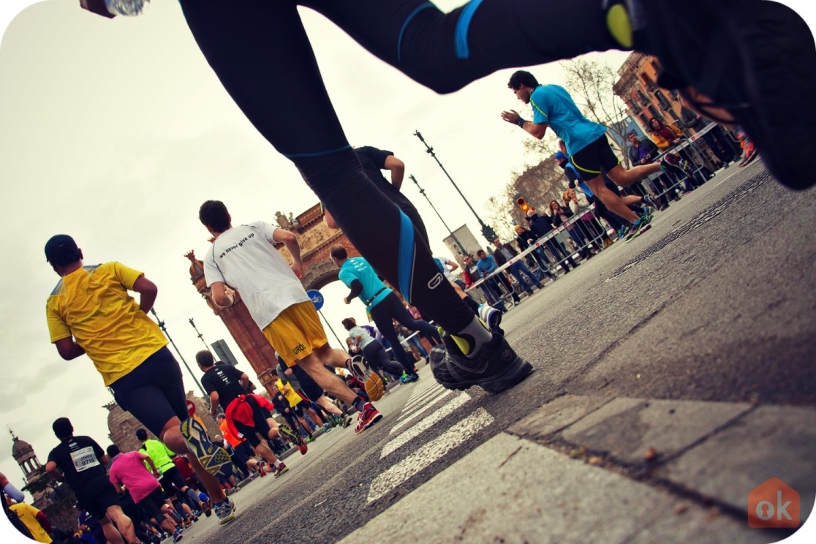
70, 447, 100, 472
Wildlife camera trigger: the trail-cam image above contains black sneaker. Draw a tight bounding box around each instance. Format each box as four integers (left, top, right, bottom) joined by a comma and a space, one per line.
430, 333, 533, 394
639, 0, 816, 190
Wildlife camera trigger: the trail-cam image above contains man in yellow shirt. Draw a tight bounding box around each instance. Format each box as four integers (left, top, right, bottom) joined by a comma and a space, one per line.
6, 499, 52, 543
43, 234, 235, 525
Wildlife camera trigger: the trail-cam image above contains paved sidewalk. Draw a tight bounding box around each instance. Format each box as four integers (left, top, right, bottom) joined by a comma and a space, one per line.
340, 394, 815, 543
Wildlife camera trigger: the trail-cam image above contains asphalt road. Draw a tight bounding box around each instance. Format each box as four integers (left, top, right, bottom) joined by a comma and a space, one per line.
182, 161, 815, 544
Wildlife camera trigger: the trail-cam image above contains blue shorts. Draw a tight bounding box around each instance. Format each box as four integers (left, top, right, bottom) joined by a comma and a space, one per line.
109, 347, 189, 438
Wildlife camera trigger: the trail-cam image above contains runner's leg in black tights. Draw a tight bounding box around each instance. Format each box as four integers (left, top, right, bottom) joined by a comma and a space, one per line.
177, 0, 631, 356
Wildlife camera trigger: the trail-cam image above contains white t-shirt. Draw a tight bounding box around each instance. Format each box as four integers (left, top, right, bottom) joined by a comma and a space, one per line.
348, 325, 374, 349
203, 222, 310, 330
434, 256, 459, 283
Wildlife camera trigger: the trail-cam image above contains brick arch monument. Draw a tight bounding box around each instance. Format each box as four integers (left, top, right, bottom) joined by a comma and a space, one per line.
185, 203, 359, 396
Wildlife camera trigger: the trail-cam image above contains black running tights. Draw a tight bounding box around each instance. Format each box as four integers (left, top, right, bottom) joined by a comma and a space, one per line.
178, 0, 620, 333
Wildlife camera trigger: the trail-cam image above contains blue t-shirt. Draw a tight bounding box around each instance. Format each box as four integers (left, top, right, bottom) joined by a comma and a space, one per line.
476, 255, 498, 277
530, 84, 607, 155
338, 257, 392, 309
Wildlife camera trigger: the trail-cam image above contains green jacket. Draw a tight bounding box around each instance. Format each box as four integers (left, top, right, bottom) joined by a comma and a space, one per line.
140, 439, 176, 474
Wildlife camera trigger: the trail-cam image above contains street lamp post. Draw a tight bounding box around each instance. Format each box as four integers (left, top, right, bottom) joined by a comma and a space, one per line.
413, 130, 497, 242
151, 308, 207, 398
408, 174, 467, 256
188, 317, 212, 353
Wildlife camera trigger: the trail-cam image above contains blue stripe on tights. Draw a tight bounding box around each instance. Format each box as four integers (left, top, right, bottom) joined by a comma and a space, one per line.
455, 0, 484, 60
283, 145, 351, 159
397, 210, 415, 303
398, 3, 435, 62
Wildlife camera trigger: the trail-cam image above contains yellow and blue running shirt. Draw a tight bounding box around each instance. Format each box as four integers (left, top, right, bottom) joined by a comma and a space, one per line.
46, 262, 167, 386
530, 84, 607, 156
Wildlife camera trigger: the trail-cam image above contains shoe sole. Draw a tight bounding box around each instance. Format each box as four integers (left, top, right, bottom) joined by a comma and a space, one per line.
180, 419, 233, 479
650, 0, 816, 190
274, 467, 289, 477
626, 223, 652, 242
355, 412, 383, 434
439, 354, 534, 394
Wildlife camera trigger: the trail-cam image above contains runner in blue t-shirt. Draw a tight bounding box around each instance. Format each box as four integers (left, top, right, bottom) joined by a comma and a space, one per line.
331, 246, 441, 382
501, 72, 663, 239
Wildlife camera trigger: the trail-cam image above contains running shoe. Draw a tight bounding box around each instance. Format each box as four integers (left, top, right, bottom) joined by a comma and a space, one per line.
354, 402, 383, 434
213, 498, 236, 525
323, 423, 332, 433
180, 418, 232, 478
341, 415, 353, 428
477, 304, 504, 336
626, 215, 652, 242
636, 0, 816, 190
173, 529, 183, 543
199, 501, 211, 518
399, 372, 419, 384
278, 423, 306, 454
305, 436, 314, 443
616, 225, 631, 241
273, 463, 289, 477
643, 194, 658, 211
430, 333, 533, 394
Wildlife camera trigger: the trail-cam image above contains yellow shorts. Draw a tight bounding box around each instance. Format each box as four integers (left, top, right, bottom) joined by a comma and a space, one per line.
262, 301, 328, 367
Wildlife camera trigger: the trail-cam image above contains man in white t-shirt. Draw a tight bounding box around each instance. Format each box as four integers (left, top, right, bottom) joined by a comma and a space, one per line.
198, 200, 382, 435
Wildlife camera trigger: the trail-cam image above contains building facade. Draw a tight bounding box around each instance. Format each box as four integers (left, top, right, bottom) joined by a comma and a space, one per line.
613, 52, 685, 133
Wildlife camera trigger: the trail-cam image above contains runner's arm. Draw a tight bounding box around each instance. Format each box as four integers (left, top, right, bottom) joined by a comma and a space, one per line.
273, 229, 304, 279
44, 462, 63, 482
209, 391, 220, 416
500, 110, 548, 139
139, 453, 161, 477
383, 155, 405, 190
54, 337, 86, 360
446, 259, 459, 271
344, 280, 363, 304
35, 510, 52, 535
210, 282, 234, 307
132, 276, 158, 314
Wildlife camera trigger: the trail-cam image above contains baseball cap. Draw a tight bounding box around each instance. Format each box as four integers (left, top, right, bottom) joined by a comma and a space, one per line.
44, 235, 81, 266
554, 151, 567, 160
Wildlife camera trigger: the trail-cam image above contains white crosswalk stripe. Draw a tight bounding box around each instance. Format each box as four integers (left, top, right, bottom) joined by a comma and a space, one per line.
381, 392, 471, 459
368, 408, 494, 503
401, 381, 446, 412
389, 389, 455, 436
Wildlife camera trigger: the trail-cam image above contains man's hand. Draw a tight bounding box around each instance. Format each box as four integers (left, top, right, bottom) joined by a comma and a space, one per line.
343, 297, 351, 304
500, 110, 521, 124
291, 261, 304, 279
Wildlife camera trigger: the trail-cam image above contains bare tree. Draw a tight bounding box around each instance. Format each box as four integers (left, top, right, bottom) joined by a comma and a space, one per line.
484, 184, 518, 242
560, 57, 632, 167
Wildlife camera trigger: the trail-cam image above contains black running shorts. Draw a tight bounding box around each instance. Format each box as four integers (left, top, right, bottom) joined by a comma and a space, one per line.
570, 134, 620, 179
109, 347, 189, 438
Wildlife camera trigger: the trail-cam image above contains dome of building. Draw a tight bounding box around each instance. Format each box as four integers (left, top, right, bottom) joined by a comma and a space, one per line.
12, 436, 33, 460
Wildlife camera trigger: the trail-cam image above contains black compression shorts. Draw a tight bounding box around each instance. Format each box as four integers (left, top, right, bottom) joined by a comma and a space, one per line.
570, 135, 620, 179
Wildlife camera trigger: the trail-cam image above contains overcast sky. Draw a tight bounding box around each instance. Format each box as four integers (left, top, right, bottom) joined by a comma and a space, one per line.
0, 0, 812, 525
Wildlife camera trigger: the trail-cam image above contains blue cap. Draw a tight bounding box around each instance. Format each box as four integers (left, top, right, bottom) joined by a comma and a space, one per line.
554, 151, 567, 160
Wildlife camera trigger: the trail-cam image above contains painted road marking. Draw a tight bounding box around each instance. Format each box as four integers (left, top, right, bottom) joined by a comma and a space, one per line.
381, 392, 472, 459
402, 382, 446, 412
391, 389, 455, 436
368, 408, 494, 503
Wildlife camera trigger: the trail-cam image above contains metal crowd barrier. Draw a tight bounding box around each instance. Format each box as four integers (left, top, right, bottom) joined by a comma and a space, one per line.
465, 207, 608, 303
